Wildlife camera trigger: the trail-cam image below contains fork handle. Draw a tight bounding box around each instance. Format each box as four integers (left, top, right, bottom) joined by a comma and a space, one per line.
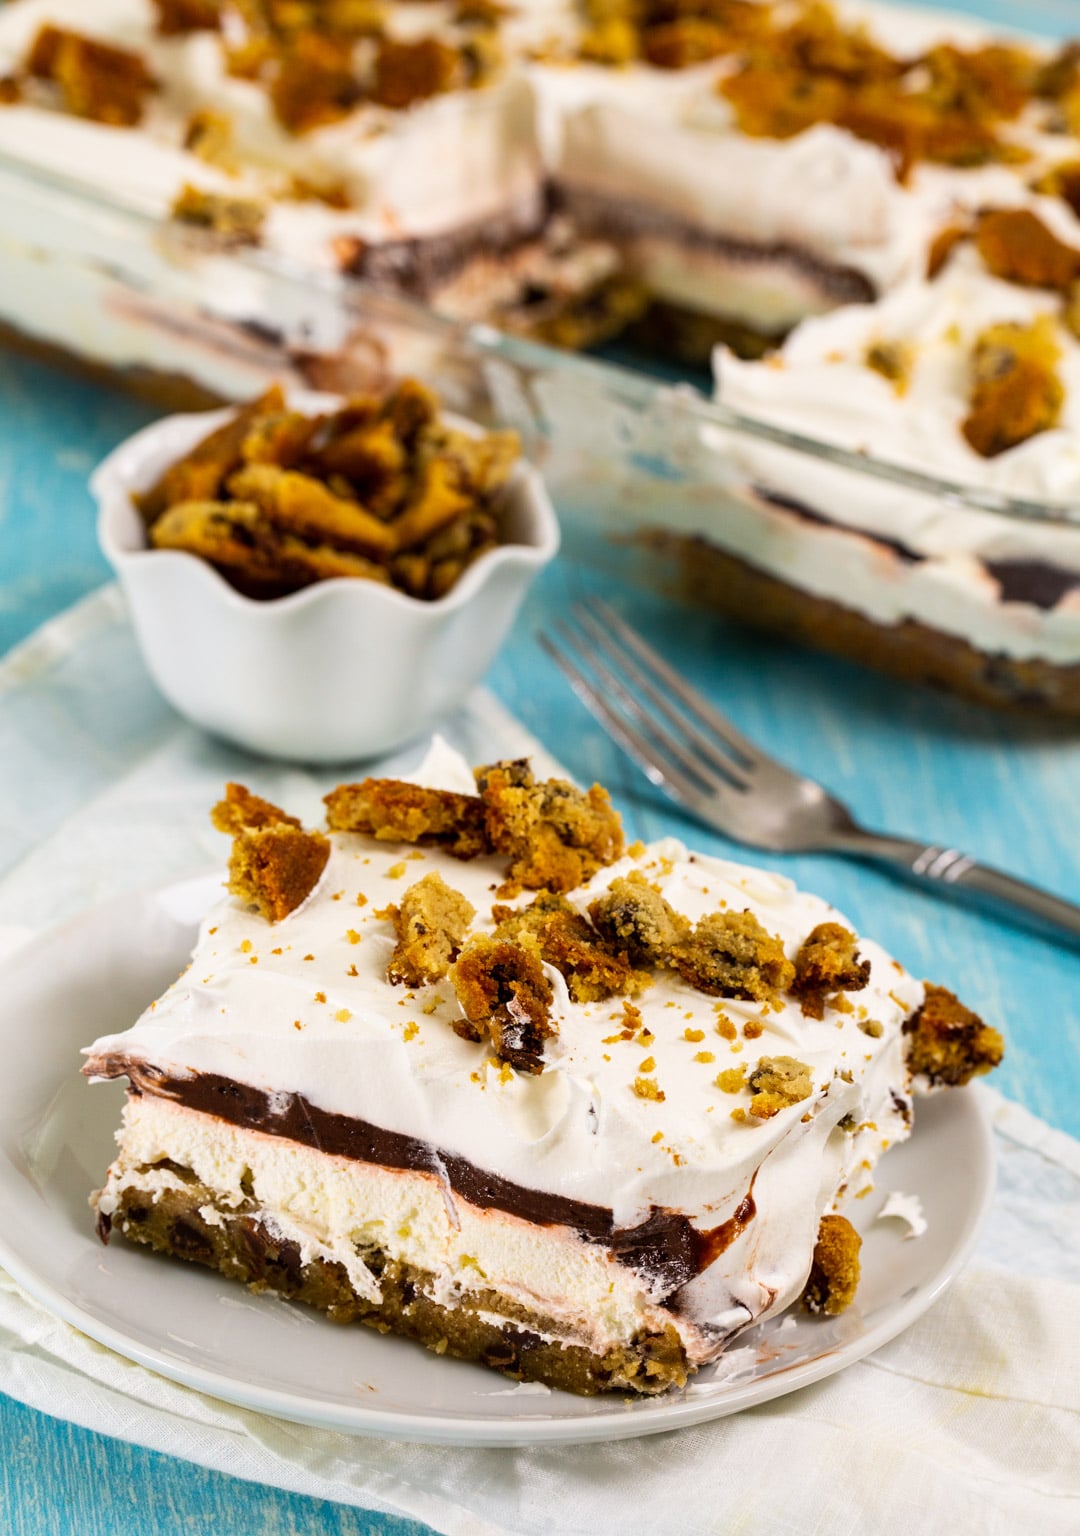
835, 829, 1080, 946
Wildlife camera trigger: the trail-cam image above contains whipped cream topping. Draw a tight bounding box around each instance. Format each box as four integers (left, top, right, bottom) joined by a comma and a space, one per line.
86, 745, 922, 1342
877, 1189, 927, 1239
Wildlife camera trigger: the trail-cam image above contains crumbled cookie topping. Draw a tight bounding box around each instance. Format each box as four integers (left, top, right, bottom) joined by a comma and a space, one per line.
926, 221, 971, 279
492, 892, 647, 1003
931, 206, 1080, 374
575, 0, 773, 72
477, 760, 625, 896
715, 1065, 747, 1093
903, 982, 1004, 1086
150, 501, 396, 593
974, 208, 1080, 290
238, 406, 323, 471
1032, 38, 1080, 109
747, 1055, 814, 1118
183, 108, 239, 171
138, 383, 519, 602
792, 922, 871, 1019
801, 1213, 861, 1315
451, 935, 556, 1074
386, 873, 476, 986
326, 761, 623, 897
672, 910, 795, 1004
137, 385, 284, 521
196, 755, 999, 1101
372, 37, 461, 110
211, 783, 329, 923
26, 25, 155, 126
324, 780, 490, 859
225, 464, 398, 558
146, 0, 502, 134
587, 872, 689, 965
631, 1075, 666, 1101
170, 184, 266, 247
268, 34, 363, 133
961, 316, 1065, 458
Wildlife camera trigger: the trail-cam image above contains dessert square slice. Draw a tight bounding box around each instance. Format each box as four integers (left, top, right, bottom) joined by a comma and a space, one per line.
84, 746, 1001, 1396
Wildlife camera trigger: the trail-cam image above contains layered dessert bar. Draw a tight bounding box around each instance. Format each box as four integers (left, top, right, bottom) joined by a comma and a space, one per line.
545, 0, 1080, 354
83, 747, 1002, 1395
0, 0, 1075, 366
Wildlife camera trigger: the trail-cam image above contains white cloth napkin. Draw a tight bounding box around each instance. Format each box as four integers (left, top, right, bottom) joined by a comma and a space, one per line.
1, 589, 1078, 1536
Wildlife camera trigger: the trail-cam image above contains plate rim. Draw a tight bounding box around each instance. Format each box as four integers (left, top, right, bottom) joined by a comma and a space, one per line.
0, 879, 997, 1447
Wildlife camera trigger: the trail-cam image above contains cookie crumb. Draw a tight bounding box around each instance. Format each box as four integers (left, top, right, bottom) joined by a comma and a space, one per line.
802, 1214, 861, 1316
451, 935, 555, 1075
632, 1076, 665, 1102
747, 1055, 813, 1119
792, 923, 871, 1018
903, 983, 1004, 1085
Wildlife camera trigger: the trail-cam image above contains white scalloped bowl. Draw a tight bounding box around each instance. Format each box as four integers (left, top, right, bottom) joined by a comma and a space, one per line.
93, 391, 559, 763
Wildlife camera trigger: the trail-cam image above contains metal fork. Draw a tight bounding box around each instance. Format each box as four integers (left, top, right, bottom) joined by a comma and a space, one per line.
539, 598, 1080, 947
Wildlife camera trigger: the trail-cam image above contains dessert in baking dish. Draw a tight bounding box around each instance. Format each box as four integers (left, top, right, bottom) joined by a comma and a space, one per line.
5, 0, 1080, 708
83, 749, 1001, 1395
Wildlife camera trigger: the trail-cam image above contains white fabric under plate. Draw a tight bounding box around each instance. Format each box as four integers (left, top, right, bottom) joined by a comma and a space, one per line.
0, 587, 1077, 1535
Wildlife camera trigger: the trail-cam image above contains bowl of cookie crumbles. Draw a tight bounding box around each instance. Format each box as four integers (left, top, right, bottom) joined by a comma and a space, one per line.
94, 379, 558, 763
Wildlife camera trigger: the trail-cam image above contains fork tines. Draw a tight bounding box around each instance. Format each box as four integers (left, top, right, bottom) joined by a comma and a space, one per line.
538, 598, 762, 820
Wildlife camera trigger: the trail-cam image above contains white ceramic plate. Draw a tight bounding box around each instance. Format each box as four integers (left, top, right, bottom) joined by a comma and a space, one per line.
0, 876, 995, 1447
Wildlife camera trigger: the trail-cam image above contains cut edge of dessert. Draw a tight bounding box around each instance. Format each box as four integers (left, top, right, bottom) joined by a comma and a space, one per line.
83, 751, 1003, 1398
136, 380, 522, 603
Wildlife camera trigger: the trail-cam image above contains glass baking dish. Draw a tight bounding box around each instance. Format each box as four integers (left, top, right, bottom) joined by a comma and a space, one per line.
2, 135, 1079, 714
